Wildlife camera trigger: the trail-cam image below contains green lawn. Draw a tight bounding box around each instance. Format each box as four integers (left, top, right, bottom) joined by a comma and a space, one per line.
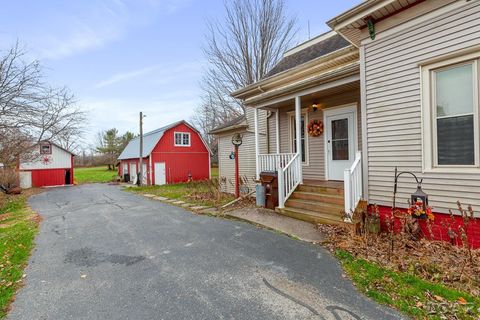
74, 166, 118, 184
211, 167, 219, 178
127, 179, 234, 207
0, 193, 39, 318
336, 250, 480, 319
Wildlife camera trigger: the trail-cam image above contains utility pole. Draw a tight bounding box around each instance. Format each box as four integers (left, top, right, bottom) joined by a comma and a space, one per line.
139, 111, 144, 186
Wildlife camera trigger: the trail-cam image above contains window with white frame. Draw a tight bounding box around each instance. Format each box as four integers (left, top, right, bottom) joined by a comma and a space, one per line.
174, 132, 190, 146
288, 111, 308, 164
422, 53, 480, 171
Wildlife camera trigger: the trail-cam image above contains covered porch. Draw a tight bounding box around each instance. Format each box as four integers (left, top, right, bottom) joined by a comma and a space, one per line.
252, 79, 364, 221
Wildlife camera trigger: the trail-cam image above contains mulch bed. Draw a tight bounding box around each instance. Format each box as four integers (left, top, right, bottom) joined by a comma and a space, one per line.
318, 223, 480, 297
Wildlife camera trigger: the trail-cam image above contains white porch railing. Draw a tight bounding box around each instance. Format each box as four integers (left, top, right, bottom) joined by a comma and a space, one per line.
278, 153, 301, 209
257, 153, 301, 208
258, 153, 296, 172
344, 152, 362, 221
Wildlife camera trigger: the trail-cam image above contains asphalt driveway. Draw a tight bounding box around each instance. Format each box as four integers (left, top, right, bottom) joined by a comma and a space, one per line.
9, 184, 404, 320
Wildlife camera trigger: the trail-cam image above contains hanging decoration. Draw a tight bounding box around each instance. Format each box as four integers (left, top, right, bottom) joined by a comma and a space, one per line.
366, 18, 376, 40
307, 119, 323, 137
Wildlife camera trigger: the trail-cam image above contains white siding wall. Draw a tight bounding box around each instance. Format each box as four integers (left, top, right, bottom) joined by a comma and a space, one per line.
216, 107, 268, 195
268, 90, 360, 181
363, 2, 480, 213
20, 144, 72, 170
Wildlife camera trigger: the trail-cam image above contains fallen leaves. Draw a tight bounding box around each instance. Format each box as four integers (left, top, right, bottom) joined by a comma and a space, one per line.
319, 224, 480, 297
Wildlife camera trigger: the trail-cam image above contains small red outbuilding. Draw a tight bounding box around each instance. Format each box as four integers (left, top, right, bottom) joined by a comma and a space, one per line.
118, 120, 211, 185
19, 141, 75, 188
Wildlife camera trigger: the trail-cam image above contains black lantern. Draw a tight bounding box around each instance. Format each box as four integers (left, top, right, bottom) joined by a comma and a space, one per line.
411, 184, 428, 211
393, 167, 429, 211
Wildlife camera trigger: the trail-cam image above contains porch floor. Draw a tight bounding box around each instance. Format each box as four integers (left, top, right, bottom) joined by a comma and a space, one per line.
302, 179, 343, 189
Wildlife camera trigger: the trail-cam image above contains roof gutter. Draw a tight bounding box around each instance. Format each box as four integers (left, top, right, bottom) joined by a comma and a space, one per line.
243, 62, 360, 107
231, 46, 357, 100
209, 123, 248, 135
326, 0, 393, 30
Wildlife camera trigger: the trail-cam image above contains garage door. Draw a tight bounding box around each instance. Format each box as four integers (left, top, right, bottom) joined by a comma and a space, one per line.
130, 163, 137, 184
154, 162, 166, 185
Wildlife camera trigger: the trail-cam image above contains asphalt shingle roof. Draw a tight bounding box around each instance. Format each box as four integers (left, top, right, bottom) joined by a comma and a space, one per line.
266, 34, 350, 78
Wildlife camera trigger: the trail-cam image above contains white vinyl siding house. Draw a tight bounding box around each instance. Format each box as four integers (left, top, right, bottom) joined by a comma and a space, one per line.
360, 1, 480, 213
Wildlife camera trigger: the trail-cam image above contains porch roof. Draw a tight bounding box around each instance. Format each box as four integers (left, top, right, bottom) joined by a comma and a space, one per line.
209, 115, 248, 135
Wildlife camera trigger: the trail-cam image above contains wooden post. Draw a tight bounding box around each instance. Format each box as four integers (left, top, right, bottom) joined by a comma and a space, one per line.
235, 145, 240, 198
295, 96, 303, 184
275, 110, 280, 154
139, 111, 144, 186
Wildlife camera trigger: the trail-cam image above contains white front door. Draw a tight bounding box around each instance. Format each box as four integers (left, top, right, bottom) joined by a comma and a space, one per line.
326, 107, 356, 181
154, 162, 166, 185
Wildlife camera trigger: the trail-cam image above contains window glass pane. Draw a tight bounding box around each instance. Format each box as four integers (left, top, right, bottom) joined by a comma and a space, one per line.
437, 115, 475, 165
292, 115, 306, 162
40, 144, 51, 154
175, 133, 182, 145
332, 140, 349, 160
436, 64, 473, 117
332, 118, 348, 139
331, 119, 349, 161
182, 134, 189, 145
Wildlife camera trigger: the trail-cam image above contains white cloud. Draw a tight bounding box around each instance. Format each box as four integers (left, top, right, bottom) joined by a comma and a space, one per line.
95, 64, 164, 88
94, 61, 203, 88
33, 0, 193, 60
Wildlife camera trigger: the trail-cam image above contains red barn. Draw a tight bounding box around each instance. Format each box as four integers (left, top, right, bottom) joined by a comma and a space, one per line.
118, 120, 211, 185
19, 141, 75, 188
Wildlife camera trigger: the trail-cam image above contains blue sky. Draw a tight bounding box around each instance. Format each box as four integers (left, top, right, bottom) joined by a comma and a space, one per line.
1, 0, 360, 147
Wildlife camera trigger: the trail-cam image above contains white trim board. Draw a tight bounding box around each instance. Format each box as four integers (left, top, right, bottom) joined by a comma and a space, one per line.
252, 74, 360, 109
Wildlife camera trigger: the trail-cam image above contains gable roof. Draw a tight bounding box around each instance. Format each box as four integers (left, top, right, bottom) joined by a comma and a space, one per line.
118, 120, 210, 160
266, 32, 350, 77
209, 115, 247, 135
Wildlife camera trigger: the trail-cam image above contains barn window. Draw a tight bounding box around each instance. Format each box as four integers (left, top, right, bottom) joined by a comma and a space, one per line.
421, 52, 480, 172
174, 132, 191, 147
40, 142, 52, 155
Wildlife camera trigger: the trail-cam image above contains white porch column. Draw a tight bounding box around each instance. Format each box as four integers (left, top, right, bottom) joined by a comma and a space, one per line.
275, 110, 280, 154
295, 96, 303, 184
254, 107, 260, 180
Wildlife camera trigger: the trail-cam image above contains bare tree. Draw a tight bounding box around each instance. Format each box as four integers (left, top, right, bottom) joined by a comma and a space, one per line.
192, 0, 297, 151
0, 42, 87, 171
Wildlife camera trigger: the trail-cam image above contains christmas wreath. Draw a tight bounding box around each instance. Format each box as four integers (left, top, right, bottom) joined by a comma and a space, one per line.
307, 119, 323, 137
